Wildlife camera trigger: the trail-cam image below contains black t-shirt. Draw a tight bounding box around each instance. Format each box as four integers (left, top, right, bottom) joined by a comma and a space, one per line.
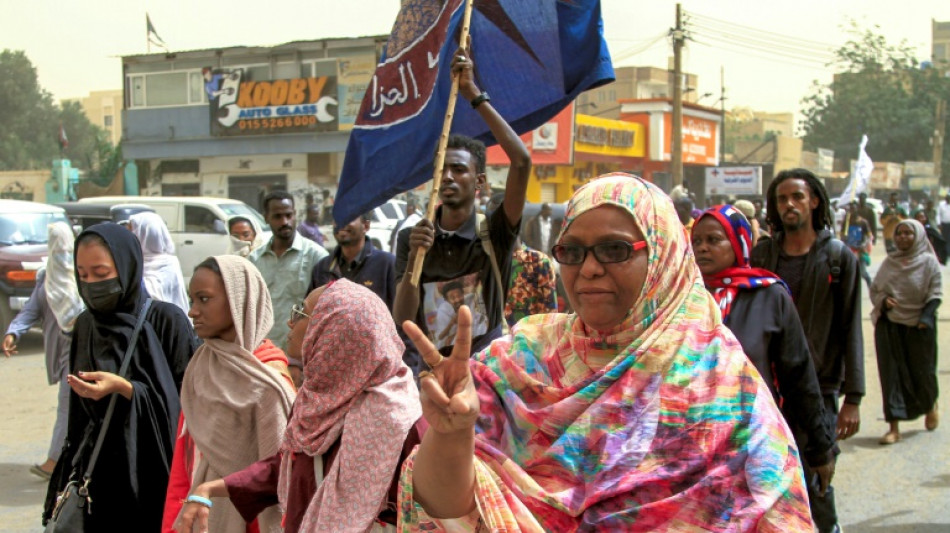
395, 205, 518, 355
775, 251, 808, 303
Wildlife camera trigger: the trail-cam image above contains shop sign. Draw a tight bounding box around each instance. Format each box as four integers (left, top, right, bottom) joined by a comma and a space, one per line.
660, 114, 719, 165
338, 56, 376, 130
904, 161, 935, 178
868, 162, 902, 190
573, 113, 644, 158
705, 166, 761, 195
533, 123, 559, 151
205, 68, 339, 136
909, 177, 939, 190
576, 125, 635, 148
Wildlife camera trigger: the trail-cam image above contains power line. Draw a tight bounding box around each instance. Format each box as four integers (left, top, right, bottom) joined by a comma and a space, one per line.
687, 22, 836, 63
688, 25, 835, 66
685, 10, 838, 52
611, 31, 669, 62
688, 36, 833, 72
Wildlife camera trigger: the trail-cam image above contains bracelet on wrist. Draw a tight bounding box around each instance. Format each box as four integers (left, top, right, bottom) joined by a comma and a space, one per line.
185, 494, 213, 509
470, 92, 490, 109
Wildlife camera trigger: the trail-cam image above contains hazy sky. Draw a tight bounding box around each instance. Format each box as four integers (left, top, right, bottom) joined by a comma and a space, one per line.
3, 0, 950, 129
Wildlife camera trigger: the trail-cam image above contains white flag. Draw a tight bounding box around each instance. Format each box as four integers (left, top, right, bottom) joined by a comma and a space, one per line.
838, 134, 873, 206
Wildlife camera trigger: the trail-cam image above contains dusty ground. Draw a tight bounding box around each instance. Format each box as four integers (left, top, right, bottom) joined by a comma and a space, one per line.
0, 245, 948, 532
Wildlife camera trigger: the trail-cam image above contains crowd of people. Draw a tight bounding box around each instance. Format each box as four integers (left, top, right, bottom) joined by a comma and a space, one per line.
2, 50, 942, 533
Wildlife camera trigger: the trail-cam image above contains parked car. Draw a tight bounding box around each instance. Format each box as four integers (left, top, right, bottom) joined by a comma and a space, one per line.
0, 200, 69, 333
78, 196, 270, 281
57, 202, 156, 233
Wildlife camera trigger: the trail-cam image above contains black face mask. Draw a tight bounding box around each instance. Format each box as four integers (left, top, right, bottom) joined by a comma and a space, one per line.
80, 278, 124, 313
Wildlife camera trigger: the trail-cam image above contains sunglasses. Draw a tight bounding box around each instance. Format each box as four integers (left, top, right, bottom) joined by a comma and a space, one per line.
551, 240, 647, 265
290, 302, 311, 324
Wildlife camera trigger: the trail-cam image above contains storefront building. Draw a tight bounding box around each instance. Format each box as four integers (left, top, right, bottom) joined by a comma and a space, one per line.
121, 36, 384, 212
485, 104, 644, 204
619, 99, 721, 201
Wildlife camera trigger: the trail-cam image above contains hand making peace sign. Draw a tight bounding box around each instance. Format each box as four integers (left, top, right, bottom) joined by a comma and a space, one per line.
402, 305, 479, 435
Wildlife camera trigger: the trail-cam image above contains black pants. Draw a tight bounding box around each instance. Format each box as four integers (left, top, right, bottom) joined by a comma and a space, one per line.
796, 393, 840, 533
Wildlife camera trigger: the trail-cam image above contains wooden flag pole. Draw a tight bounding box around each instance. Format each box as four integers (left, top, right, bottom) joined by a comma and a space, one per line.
410, 0, 475, 287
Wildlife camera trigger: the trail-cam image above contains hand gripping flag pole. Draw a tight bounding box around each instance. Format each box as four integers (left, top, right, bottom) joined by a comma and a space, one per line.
410, 0, 475, 288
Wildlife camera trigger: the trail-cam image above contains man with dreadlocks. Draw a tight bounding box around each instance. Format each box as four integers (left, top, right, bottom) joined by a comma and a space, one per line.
751, 168, 864, 533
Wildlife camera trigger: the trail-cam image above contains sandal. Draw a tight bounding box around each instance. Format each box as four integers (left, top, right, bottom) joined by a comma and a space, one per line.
925, 405, 939, 431
30, 464, 52, 480
879, 431, 901, 445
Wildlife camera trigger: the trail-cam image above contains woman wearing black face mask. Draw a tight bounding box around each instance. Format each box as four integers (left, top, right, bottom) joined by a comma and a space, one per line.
43, 223, 197, 532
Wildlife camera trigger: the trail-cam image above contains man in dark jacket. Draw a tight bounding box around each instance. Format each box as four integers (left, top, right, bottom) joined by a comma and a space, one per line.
751, 168, 864, 533
310, 213, 396, 309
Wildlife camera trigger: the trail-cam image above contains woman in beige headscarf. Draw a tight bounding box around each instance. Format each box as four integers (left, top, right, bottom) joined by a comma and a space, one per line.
871, 219, 942, 444
162, 255, 295, 532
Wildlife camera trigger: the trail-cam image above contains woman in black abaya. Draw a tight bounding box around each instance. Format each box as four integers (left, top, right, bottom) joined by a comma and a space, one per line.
43, 223, 197, 531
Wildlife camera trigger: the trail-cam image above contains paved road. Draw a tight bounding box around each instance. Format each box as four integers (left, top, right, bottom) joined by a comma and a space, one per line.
0, 245, 948, 532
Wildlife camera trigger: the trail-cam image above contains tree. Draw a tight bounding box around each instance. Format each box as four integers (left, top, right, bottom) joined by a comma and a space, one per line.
0, 49, 113, 172
0, 50, 58, 170
800, 23, 950, 173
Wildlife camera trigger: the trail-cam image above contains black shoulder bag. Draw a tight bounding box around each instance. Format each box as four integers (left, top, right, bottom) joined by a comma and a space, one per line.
45, 298, 153, 533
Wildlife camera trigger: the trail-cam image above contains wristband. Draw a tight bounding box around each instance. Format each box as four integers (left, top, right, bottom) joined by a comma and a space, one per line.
185, 494, 213, 508
470, 92, 490, 109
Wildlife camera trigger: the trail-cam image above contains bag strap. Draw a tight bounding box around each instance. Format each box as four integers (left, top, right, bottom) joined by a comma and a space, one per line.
475, 214, 510, 336
80, 298, 153, 485
828, 239, 844, 284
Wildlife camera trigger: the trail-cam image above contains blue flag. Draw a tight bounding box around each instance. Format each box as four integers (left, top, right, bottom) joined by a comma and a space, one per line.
334, 0, 614, 226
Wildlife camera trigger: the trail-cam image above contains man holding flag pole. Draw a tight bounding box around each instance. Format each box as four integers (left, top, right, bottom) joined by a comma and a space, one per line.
392, 42, 531, 364
336, 0, 615, 367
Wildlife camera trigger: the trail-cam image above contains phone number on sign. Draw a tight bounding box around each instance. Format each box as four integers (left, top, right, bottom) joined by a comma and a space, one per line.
238, 116, 317, 130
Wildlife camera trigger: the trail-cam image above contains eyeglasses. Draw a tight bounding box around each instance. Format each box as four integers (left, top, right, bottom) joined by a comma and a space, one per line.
290, 302, 311, 324
551, 240, 647, 265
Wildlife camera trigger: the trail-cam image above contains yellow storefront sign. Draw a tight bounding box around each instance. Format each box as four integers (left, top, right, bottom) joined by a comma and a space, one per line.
573, 114, 645, 158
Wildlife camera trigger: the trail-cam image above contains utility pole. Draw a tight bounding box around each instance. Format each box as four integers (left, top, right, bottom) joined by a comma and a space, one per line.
720, 65, 726, 165
671, 3, 685, 187
935, 99, 946, 195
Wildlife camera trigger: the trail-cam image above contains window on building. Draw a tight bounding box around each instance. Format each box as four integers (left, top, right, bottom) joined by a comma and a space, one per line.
274, 62, 298, 80
933, 43, 948, 62
146, 72, 189, 106
300, 59, 337, 78
244, 65, 270, 81
130, 76, 145, 107
104, 115, 113, 127
189, 71, 205, 103
127, 69, 208, 108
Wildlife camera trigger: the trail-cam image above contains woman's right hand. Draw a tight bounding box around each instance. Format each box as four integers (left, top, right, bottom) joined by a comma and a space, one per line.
885, 297, 898, 309
403, 306, 479, 435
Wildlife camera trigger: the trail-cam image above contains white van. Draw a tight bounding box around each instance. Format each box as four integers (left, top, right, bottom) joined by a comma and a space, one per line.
78, 196, 269, 280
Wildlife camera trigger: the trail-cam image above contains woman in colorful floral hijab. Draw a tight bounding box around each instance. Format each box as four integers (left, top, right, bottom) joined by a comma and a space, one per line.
400, 174, 812, 531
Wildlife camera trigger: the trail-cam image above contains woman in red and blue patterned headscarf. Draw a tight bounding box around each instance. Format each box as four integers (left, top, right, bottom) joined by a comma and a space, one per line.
693, 204, 786, 319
